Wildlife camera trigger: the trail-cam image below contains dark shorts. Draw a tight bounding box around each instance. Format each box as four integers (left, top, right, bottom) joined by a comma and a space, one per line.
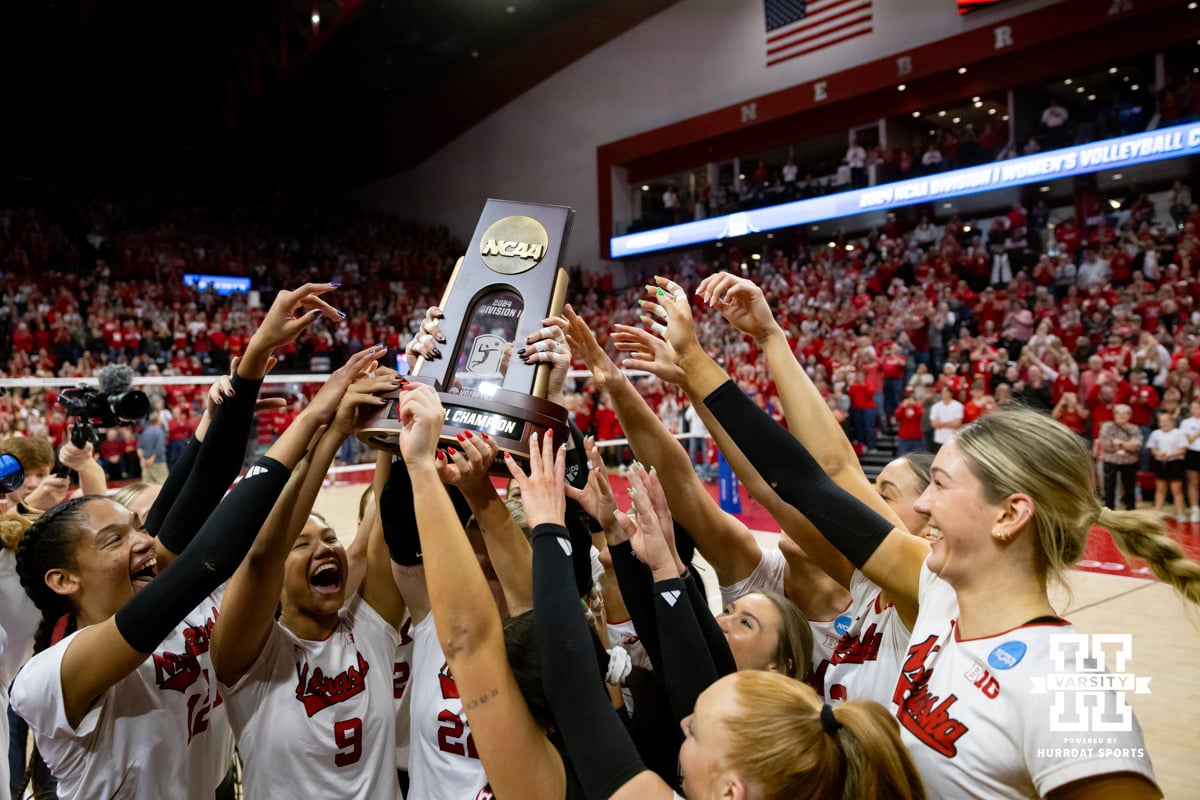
1153, 459, 1185, 481
1186, 450, 1200, 472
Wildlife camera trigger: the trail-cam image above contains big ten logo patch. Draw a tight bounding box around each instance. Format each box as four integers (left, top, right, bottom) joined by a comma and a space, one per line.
1033, 634, 1151, 732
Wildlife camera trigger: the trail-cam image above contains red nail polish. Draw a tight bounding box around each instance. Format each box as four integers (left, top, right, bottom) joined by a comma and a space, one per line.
480, 433, 489, 440
437, 450, 445, 461
464, 431, 473, 439
448, 447, 457, 455
456, 433, 465, 442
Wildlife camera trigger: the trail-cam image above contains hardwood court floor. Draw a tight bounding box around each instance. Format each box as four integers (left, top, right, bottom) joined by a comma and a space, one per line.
316, 481, 1200, 800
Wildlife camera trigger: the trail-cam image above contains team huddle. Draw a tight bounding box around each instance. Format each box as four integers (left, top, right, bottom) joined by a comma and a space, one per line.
1, 277, 1196, 799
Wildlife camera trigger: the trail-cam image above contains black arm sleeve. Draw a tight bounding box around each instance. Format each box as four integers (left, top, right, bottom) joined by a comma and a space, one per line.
532, 523, 645, 798
155, 372, 265, 556
653, 577, 718, 723
608, 540, 663, 675
704, 380, 894, 568
143, 436, 200, 537
564, 419, 599, 595
684, 571, 736, 677
380, 459, 472, 566
115, 456, 289, 653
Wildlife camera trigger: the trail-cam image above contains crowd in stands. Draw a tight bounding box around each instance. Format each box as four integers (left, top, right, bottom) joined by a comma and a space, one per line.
0, 180, 1198, 799
4, 179, 1200, 508
640, 71, 1200, 230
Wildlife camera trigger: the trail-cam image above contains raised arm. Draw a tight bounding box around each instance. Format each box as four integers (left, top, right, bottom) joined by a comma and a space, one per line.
514, 427, 673, 800
152, 285, 341, 569
399, 383, 564, 800
613, 320, 859, 605
639, 278, 929, 611
211, 349, 393, 685
695, 272, 908, 532
54, 344, 359, 729
439, 431, 534, 615
561, 306, 761, 587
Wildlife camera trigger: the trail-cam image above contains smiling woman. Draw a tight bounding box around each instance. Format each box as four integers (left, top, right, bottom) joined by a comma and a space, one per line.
208, 354, 409, 800
7, 283, 353, 800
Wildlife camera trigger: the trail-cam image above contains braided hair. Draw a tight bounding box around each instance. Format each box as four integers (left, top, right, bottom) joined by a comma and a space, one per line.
13, 495, 102, 798
14, 496, 100, 655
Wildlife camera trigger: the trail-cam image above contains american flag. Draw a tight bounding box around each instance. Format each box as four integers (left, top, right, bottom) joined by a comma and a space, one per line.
764, 0, 874, 68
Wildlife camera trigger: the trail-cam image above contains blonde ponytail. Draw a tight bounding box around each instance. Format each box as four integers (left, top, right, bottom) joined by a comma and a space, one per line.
1098, 508, 1200, 606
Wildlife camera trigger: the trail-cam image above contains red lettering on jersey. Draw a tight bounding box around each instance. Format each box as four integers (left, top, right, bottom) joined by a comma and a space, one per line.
475, 787, 495, 800
393, 661, 412, 700
153, 617, 217, 693
894, 634, 969, 757
398, 618, 414, 647
831, 622, 883, 665
964, 662, 1001, 700
808, 658, 830, 698
438, 661, 460, 700
294, 652, 371, 717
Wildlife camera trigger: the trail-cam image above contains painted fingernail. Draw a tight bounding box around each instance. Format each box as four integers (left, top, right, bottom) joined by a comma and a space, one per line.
504, 452, 513, 459
338, 311, 347, 320
560, 443, 567, 451
312, 309, 324, 318
630, 501, 638, 513
448, 447, 457, 456
225, 388, 235, 397
637, 299, 645, 306
481, 432, 489, 440
435, 333, 446, 343
437, 450, 445, 461
375, 343, 386, 350
657, 288, 665, 296
464, 431, 473, 439
330, 282, 342, 288
457, 433, 465, 442
431, 348, 442, 358
612, 509, 621, 519
517, 348, 527, 357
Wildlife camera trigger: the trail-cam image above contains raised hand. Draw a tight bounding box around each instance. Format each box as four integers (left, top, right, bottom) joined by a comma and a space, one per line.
696, 272, 779, 343
396, 383, 446, 467
521, 318, 571, 403
405, 306, 446, 369
331, 368, 404, 435
300, 345, 386, 426
503, 430, 566, 529
614, 464, 679, 581
564, 436, 618, 530
610, 324, 688, 387
22, 474, 70, 513
244, 284, 342, 377
198, 357, 286, 441
438, 428, 500, 490
562, 305, 621, 388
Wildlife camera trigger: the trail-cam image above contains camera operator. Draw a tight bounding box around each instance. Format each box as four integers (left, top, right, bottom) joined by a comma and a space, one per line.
1, 439, 67, 515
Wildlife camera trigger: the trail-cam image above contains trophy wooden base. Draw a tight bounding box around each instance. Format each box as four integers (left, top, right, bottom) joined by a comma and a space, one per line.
357, 375, 569, 475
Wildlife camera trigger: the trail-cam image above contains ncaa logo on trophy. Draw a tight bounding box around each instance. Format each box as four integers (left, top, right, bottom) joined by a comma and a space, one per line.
358, 200, 573, 468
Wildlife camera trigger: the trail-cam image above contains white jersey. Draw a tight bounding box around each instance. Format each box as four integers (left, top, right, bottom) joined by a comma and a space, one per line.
0, 548, 39, 794
221, 595, 401, 800
820, 570, 910, 706
893, 560, 1157, 799
718, 545, 785, 608
11, 591, 232, 800
1180, 417, 1200, 452
407, 614, 490, 800
606, 618, 652, 671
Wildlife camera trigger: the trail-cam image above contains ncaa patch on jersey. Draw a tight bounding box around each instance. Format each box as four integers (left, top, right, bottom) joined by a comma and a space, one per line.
988, 640, 1027, 670
834, 615, 853, 636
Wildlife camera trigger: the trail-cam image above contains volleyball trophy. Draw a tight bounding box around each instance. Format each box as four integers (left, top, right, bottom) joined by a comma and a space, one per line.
358, 199, 573, 469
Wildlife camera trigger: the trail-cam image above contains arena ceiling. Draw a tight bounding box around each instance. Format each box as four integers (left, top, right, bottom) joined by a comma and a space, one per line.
3, 0, 680, 192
